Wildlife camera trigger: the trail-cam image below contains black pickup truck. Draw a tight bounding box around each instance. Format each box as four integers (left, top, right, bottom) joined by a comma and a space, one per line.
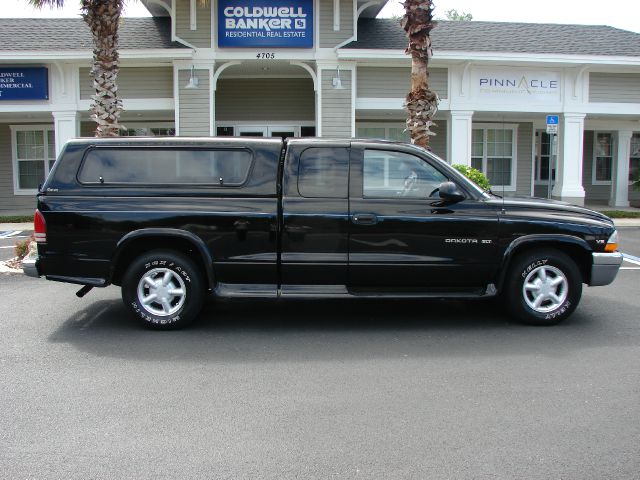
24, 137, 622, 329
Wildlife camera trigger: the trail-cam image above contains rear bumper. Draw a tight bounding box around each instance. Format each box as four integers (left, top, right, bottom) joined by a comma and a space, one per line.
22, 256, 40, 278
589, 252, 623, 286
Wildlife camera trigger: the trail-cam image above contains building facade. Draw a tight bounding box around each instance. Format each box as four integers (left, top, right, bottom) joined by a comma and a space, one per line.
1, 0, 639, 214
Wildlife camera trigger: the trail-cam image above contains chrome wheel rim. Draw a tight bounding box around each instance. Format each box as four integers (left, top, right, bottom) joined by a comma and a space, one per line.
137, 268, 186, 317
522, 265, 568, 313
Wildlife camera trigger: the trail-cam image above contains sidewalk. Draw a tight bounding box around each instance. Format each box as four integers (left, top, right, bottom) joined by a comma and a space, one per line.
0, 223, 32, 231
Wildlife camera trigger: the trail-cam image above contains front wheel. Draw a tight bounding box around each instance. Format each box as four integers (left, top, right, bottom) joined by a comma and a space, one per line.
121, 250, 205, 330
505, 249, 582, 326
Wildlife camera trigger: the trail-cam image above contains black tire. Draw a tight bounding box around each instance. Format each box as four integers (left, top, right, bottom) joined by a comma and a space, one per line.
121, 250, 205, 330
505, 249, 582, 326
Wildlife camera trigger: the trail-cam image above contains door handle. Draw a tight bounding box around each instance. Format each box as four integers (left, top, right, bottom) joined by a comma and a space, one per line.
352, 213, 378, 225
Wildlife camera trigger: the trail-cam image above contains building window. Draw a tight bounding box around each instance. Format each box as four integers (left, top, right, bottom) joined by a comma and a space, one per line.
471, 125, 517, 190
120, 124, 175, 137
534, 131, 556, 184
11, 125, 56, 194
593, 132, 613, 184
357, 124, 410, 143
630, 133, 640, 183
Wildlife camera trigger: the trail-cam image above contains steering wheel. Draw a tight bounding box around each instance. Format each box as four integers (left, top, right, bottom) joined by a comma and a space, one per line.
428, 187, 440, 198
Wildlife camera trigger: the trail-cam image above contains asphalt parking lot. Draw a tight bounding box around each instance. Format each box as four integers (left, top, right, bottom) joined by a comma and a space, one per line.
1, 229, 639, 479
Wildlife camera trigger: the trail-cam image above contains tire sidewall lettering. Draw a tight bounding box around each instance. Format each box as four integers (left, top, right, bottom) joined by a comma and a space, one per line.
521, 258, 548, 279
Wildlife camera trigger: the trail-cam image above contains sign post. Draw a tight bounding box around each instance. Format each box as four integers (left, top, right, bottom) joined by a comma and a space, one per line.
546, 115, 559, 198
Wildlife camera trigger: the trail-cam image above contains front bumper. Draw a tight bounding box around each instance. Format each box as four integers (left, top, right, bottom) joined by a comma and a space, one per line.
589, 252, 623, 286
22, 256, 40, 278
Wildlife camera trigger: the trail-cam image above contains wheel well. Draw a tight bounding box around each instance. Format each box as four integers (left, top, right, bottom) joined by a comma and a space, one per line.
111, 236, 210, 288
502, 242, 592, 287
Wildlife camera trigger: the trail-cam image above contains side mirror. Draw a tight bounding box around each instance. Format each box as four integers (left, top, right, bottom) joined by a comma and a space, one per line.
438, 181, 465, 203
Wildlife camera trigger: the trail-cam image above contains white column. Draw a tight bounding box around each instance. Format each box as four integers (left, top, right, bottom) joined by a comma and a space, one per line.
610, 130, 633, 207
52, 111, 79, 157
552, 113, 586, 206
447, 110, 474, 165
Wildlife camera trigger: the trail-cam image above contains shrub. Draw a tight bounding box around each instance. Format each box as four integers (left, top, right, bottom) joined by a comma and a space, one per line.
452, 164, 491, 191
14, 235, 35, 260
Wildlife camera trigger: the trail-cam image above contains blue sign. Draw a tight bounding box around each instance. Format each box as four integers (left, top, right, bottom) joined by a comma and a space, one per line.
0, 67, 49, 101
546, 115, 559, 125
218, 0, 313, 48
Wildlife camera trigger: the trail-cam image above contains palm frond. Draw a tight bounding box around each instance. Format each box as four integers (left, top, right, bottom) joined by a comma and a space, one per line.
26, 0, 65, 8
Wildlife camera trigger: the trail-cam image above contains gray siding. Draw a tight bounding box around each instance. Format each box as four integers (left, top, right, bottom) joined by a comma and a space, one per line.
357, 67, 449, 99
178, 69, 211, 136
319, 0, 354, 48
0, 124, 43, 214
321, 70, 352, 137
79, 67, 173, 100
354, 120, 447, 157
216, 78, 314, 122
429, 120, 447, 159
515, 122, 533, 196
176, 0, 212, 48
589, 73, 640, 103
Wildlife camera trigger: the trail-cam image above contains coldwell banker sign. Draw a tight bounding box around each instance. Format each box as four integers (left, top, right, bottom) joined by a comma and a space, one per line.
0, 67, 49, 101
471, 68, 561, 104
218, 0, 313, 48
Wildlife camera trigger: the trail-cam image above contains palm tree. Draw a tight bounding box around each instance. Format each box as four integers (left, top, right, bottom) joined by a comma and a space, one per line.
29, 0, 125, 137
401, 0, 439, 148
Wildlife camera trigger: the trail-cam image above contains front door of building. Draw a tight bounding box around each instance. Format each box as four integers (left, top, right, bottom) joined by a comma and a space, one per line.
236, 126, 296, 138
535, 130, 556, 198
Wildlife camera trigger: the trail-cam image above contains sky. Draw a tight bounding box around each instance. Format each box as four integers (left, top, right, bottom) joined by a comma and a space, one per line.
380, 0, 640, 33
1, 0, 639, 34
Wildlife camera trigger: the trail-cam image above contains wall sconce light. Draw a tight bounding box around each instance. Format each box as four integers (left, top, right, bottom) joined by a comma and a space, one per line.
332, 65, 345, 89
185, 65, 199, 89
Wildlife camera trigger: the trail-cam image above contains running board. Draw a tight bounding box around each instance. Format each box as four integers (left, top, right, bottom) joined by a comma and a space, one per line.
214, 283, 497, 299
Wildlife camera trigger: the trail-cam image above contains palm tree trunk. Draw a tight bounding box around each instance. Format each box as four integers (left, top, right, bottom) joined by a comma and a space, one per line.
82, 0, 124, 137
401, 0, 438, 148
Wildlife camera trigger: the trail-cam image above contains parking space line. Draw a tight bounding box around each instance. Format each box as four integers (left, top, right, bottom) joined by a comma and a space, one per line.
0, 230, 22, 239
622, 253, 640, 266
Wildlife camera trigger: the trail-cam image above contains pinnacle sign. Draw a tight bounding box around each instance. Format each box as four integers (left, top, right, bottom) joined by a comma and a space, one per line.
471, 68, 562, 104
218, 0, 313, 48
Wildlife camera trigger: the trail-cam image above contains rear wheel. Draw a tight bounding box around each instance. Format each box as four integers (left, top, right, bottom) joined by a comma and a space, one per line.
121, 250, 204, 330
505, 249, 582, 326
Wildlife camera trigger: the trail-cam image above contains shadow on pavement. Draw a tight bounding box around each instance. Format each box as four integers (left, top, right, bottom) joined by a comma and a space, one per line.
47, 291, 639, 363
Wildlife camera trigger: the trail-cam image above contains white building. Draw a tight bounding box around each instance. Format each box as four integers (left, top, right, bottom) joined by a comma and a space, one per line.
1, 0, 639, 214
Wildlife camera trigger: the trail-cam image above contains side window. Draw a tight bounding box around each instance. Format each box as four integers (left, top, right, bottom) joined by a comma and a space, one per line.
298, 147, 349, 198
363, 149, 447, 198
78, 148, 252, 185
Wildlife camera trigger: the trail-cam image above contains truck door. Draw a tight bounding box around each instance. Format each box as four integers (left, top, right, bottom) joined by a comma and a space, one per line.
280, 141, 350, 287
348, 143, 501, 290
